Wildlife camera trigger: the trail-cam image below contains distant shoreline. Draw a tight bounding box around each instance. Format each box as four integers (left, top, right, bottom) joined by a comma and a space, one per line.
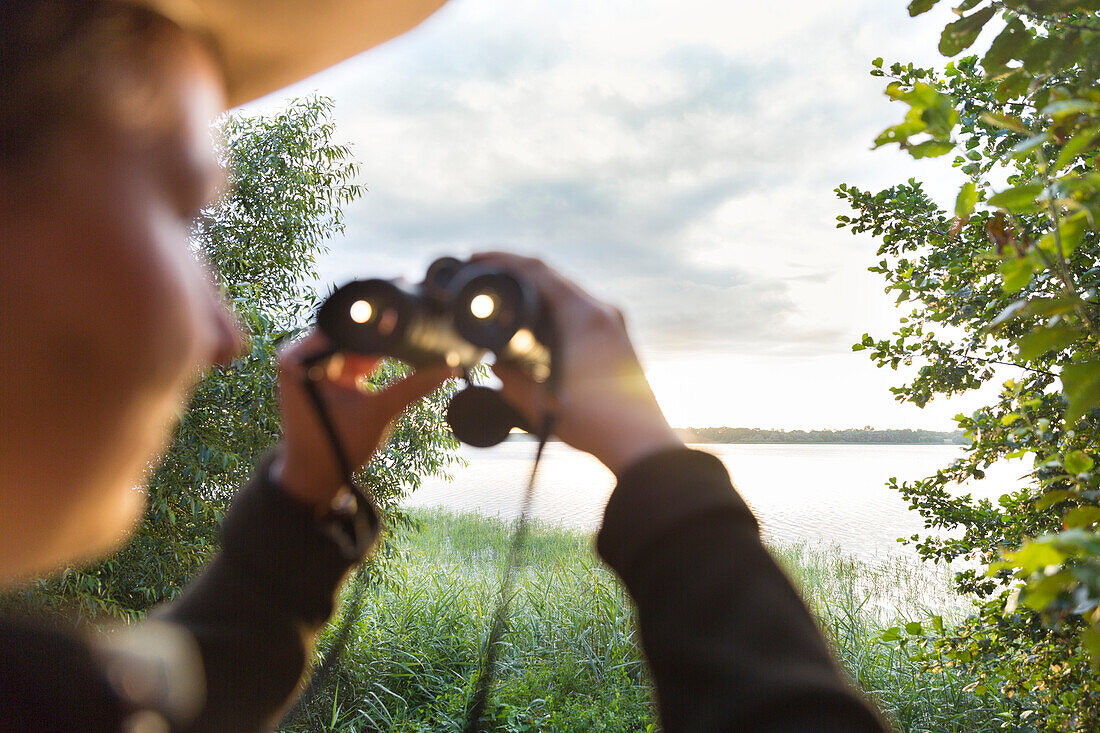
511, 427, 969, 445
673, 427, 969, 446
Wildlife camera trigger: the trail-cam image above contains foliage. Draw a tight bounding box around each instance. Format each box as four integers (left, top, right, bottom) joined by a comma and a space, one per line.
840, 1, 1100, 727
11, 97, 458, 621
282, 509, 999, 733
280, 509, 655, 733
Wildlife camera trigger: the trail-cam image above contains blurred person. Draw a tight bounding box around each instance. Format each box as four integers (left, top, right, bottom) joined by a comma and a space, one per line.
0, 1, 888, 731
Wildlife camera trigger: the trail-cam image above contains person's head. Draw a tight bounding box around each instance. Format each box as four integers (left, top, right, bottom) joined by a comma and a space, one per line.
0, 0, 243, 583
0, 0, 450, 586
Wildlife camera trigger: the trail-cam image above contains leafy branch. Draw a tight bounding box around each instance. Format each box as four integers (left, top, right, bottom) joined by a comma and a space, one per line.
844, 1, 1100, 725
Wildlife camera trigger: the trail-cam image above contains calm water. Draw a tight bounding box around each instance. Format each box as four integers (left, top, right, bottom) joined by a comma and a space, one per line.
405, 442, 1028, 561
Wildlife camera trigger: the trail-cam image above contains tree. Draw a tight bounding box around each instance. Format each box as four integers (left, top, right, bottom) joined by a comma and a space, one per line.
18, 96, 458, 621
840, 2, 1100, 727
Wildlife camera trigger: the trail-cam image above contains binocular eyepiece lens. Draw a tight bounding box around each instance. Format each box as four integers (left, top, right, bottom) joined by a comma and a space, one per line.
450, 272, 538, 352
318, 261, 549, 388
469, 293, 498, 320
318, 279, 414, 354
349, 299, 373, 324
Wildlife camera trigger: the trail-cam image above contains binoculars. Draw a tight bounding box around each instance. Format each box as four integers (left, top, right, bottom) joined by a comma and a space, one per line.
316, 257, 555, 447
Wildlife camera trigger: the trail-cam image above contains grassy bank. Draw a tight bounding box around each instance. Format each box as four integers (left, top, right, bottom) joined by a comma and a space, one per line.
281, 509, 1003, 732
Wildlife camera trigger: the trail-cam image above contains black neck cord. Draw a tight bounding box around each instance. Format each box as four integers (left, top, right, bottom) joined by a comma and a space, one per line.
462, 413, 555, 733
279, 350, 556, 732
279, 347, 373, 728
299, 347, 360, 500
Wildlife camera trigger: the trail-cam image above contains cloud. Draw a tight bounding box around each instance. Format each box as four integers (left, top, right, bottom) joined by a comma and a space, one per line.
613, 273, 846, 358
250, 0, 979, 426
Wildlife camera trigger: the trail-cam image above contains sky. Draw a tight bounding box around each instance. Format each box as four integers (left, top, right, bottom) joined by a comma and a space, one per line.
240, 0, 1003, 431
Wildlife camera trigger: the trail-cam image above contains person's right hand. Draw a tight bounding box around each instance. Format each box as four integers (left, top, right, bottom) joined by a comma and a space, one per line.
470, 252, 683, 477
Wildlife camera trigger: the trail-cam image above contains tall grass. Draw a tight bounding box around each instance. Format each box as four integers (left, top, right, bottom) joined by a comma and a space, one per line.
770, 545, 1008, 731
281, 509, 1006, 732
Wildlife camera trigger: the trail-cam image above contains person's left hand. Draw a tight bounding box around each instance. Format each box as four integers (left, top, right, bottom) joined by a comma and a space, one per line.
271, 330, 452, 512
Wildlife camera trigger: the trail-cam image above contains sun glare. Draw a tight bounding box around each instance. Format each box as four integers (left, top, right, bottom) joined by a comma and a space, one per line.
470, 294, 496, 319
349, 299, 373, 324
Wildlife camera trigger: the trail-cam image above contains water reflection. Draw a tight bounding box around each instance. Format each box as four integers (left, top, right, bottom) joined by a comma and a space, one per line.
405, 442, 1029, 562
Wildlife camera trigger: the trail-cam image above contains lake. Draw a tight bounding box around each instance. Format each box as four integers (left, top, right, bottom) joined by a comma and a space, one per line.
405, 441, 1029, 562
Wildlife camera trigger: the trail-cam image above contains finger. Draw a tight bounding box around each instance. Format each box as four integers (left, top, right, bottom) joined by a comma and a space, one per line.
277, 330, 332, 374
374, 365, 453, 417
469, 252, 588, 309
279, 329, 381, 388
325, 352, 383, 391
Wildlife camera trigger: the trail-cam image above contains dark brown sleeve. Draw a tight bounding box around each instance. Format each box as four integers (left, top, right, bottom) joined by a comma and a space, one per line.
596, 448, 890, 732
157, 455, 377, 733
0, 622, 125, 733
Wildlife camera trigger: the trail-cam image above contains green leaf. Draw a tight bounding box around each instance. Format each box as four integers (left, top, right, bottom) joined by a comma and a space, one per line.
1021, 297, 1083, 319
1015, 324, 1084, 361
1036, 489, 1077, 511
872, 57, 884, 68
955, 181, 978, 221
885, 82, 944, 107
983, 18, 1028, 75
1061, 362, 1100, 424
1065, 506, 1100, 528
1065, 450, 1095, 475
991, 299, 1029, 327
874, 120, 927, 148
1043, 100, 1100, 119
1001, 540, 1067, 575
1021, 572, 1071, 611
1054, 125, 1100, 173
1057, 172, 1100, 198
1083, 626, 1100, 670
908, 0, 941, 15
921, 107, 959, 140
988, 184, 1045, 213
1037, 211, 1091, 258
939, 6, 996, 57
932, 615, 944, 633
1022, 35, 1056, 75
884, 83, 958, 139
908, 140, 955, 158
905, 621, 925, 636
1049, 528, 1100, 556
1012, 133, 1052, 159
996, 69, 1032, 104
1000, 258, 1036, 292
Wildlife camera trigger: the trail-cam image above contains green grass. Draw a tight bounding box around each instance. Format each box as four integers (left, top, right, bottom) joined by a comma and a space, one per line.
769, 544, 1008, 732
280, 509, 1006, 732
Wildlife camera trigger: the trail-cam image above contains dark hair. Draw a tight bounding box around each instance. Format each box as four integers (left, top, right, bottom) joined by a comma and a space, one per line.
1, 0, 207, 169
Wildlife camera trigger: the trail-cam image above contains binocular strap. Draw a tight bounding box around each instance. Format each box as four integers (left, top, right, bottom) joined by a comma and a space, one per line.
462, 414, 555, 733
280, 349, 557, 732
278, 346, 374, 728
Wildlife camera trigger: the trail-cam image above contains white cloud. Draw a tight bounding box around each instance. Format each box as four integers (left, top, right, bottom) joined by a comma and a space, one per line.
243, 0, 991, 428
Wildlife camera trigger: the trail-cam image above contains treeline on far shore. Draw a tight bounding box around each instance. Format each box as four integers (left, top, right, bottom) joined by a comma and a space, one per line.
676, 427, 969, 445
